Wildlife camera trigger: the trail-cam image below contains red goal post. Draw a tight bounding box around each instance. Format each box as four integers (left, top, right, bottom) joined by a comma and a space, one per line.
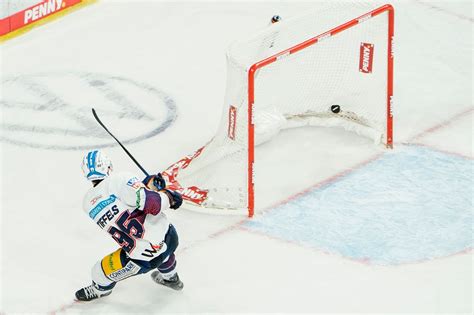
246, 4, 394, 216
162, 4, 395, 218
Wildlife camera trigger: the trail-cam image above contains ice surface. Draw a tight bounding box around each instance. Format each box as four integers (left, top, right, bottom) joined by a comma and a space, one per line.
247, 145, 473, 265
0, 0, 472, 313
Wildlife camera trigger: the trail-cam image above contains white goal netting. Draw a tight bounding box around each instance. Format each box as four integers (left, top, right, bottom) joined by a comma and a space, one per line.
163, 2, 394, 215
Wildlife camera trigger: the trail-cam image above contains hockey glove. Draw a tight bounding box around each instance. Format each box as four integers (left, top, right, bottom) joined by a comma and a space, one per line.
163, 189, 183, 210
143, 173, 167, 191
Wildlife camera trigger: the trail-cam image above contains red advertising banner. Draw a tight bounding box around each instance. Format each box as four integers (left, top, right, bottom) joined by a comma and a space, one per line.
0, 18, 9, 35
0, 0, 82, 36
359, 42, 374, 74
228, 105, 237, 140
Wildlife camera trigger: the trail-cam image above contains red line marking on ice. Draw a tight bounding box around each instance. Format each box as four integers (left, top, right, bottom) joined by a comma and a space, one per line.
234, 107, 474, 265
50, 106, 472, 313
238, 225, 374, 265
397, 247, 473, 267
238, 225, 473, 267
409, 107, 473, 142
43, 3, 473, 312
262, 152, 384, 213
48, 300, 79, 315
177, 220, 248, 254
405, 142, 473, 160
172, 151, 389, 267
414, 0, 474, 23
406, 106, 473, 159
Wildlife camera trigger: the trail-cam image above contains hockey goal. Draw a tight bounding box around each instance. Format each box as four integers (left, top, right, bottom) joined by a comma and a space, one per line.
163, 3, 394, 217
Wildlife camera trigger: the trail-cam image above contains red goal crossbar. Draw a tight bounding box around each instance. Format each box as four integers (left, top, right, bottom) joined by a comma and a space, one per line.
247, 4, 394, 217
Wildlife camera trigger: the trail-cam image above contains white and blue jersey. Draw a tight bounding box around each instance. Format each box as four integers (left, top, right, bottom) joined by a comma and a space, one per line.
83, 172, 171, 261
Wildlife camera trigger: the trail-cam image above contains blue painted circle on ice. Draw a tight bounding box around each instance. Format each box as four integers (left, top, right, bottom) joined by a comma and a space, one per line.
246, 145, 473, 265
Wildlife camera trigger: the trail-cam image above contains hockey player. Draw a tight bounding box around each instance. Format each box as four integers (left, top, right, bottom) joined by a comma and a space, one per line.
75, 150, 184, 302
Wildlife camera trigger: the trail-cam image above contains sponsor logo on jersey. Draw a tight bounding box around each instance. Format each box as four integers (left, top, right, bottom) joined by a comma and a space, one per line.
228, 105, 237, 140
89, 194, 117, 219
152, 243, 163, 250
24, 0, 64, 24
141, 241, 166, 258
107, 261, 140, 281
359, 43, 374, 74
102, 248, 123, 275
90, 195, 103, 205
127, 177, 144, 189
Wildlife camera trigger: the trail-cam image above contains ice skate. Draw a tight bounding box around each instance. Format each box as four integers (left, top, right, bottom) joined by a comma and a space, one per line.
151, 271, 184, 291
75, 283, 112, 301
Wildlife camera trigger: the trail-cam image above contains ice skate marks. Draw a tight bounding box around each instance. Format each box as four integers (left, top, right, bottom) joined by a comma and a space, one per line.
245, 145, 473, 265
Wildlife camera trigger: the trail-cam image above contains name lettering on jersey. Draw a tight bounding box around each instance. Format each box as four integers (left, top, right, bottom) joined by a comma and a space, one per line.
89, 194, 117, 219
359, 43, 374, 74
24, 0, 64, 24
97, 205, 120, 228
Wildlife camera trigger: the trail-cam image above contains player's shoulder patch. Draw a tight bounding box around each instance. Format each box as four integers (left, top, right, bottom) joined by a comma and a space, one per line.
126, 176, 145, 189
111, 172, 145, 190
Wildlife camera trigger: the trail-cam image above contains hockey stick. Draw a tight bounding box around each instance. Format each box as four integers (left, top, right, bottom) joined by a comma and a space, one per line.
91, 108, 149, 176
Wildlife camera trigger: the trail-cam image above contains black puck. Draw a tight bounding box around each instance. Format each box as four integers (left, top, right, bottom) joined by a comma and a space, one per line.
271, 15, 281, 23
331, 105, 341, 113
